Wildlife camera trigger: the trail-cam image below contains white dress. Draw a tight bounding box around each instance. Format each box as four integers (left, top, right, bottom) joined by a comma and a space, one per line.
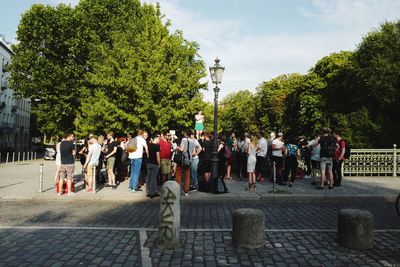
247, 143, 257, 172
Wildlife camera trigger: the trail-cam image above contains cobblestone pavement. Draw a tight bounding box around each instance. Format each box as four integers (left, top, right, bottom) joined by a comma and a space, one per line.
0, 229, 141, 267
146, 230, 400, 267
0, 200, 399, 229
0, 199, 400, 266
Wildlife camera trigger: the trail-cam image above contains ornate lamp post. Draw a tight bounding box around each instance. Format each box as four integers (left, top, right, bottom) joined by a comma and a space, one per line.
209, 58, 225, 189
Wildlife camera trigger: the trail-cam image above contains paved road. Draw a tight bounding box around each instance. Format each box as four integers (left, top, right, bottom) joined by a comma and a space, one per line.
1, 160, 400, 266
0, 199, 399, 266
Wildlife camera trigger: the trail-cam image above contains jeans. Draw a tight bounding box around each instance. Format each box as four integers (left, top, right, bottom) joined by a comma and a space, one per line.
129, 158, 142, 189
283, 156, 298, 183
146, 163, 159, 196
333, 160, 343, 186
190, 157, 199, 188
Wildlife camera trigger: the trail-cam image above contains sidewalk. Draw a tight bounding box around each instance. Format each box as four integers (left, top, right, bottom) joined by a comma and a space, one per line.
0, 159, 399, 201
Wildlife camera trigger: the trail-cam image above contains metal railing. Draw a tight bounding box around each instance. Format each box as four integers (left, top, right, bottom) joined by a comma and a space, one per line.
343, 144, 398, 177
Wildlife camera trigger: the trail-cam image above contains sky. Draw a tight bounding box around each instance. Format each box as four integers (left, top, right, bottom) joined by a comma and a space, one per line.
1, 0, 400, 101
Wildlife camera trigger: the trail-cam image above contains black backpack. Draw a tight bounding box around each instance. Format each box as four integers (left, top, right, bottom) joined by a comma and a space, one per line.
322, 136, 337, 157
343, 140, 351, 159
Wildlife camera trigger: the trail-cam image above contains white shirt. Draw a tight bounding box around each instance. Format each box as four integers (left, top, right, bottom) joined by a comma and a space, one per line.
88, 143, 102, 165
256, 137, 268, 157
272, 138, 284, 157
129, 136, 147, 159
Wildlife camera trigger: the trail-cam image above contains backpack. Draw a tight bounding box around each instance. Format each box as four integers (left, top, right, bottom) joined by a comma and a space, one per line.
224, 145, 232, 158
322, 136, 337, 157
126, 137, 137, 153
343, 140, 351, 159
211, 177, 227, 194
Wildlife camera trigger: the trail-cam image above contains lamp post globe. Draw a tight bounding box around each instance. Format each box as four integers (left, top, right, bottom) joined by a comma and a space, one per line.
209, 58, 225, 192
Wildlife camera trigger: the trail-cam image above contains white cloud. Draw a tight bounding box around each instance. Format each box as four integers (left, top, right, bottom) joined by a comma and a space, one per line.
143, 0, 400, 101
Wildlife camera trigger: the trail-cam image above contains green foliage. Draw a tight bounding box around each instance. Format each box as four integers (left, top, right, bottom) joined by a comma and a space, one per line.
9, 0, 206, 137
219, 90, 258, 135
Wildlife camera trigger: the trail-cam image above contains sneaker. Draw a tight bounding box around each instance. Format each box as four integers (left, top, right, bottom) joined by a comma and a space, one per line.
150, 193, 160, 199
135, 187, 143, 191
189, 186, 197, 191
184, 193, 189, 197
85, 189, 93, 193
57, 192, 62, 197
130, 188, 139, 193
67, 192, 76, 196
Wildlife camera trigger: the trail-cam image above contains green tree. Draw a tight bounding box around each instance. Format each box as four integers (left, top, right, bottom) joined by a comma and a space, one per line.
9, 4, 86, 136
219, 90, 258, 135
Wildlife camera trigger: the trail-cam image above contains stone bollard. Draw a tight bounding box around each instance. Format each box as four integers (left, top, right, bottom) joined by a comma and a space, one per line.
338, 209, 374, 249
158, 181, 181, 248
232, 208, 265, 249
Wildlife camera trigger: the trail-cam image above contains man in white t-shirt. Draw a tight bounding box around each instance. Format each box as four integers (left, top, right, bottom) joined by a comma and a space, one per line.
271, 132, 285, 185
128, 130, 149, 192
256, 133, 268, 181
83, 136, 102, 192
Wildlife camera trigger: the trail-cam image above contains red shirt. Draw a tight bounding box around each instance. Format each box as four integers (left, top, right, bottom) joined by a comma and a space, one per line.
334, 139, 346, 160
159, 139, 172, 160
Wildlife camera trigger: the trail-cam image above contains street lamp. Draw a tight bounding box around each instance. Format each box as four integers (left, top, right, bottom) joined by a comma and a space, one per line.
209, 58, 225, 191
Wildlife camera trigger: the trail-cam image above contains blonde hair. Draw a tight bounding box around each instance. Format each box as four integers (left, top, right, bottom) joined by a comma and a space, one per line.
250, 135, 258, 146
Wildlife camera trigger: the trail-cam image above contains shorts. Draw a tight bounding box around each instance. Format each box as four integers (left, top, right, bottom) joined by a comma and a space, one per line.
60, 164, 75, 180
195, 122, 204, 131
320, 157, 332, 172
160, 159, 171, 175
311, 160, 320, 169
106, 157, 116, 170
86, 163, 96, 178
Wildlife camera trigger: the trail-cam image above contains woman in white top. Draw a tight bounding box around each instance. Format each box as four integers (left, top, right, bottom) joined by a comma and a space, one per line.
247, 135, 258, 191
54, 136, 63, 187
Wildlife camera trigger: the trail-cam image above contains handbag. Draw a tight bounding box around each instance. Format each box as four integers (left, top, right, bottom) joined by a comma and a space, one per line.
173, 138, 191, 167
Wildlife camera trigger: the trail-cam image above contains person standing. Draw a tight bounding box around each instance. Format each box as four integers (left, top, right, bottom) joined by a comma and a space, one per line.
283, 136, 300, 187
247, 135, 258, 191
129, 130, 148, 192
54, 135, 63, 187
272, 132, 285, 185
159, 132, 173, 184
307, 133, 321, 185
317, 128, 336, 190
333, 130, 346, 188
189, 130, 202, 191
175, 130, 192, 196
225, 132, 237, 180
255, 132, 268, 183
83, 135, 101, 192
146, 134, 161, 198
58, 133, 76, 196
105, 131, 119, 189
195, 111, 205, 140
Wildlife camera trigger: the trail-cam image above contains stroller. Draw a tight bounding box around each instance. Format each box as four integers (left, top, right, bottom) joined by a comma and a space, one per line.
44, 147, 56, 160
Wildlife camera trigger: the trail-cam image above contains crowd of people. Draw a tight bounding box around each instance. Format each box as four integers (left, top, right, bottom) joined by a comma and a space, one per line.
53, 110, 348, 197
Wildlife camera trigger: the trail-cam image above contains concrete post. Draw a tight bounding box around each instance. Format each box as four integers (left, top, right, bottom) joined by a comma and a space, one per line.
338, 209, 374, 249
12, 152, 15, 163
17, 152, 20, 162
232, 208, 265, 249
393, 144, 397, 177
38, 163, 44, 193
5, 152, 9, 165
158, 181, 181, 248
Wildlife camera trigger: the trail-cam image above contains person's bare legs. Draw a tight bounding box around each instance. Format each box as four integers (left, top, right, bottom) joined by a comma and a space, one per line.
107, 169, 116, 186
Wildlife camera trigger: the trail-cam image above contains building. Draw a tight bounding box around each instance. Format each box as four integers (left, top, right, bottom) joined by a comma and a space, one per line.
0, 35, 31, 152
